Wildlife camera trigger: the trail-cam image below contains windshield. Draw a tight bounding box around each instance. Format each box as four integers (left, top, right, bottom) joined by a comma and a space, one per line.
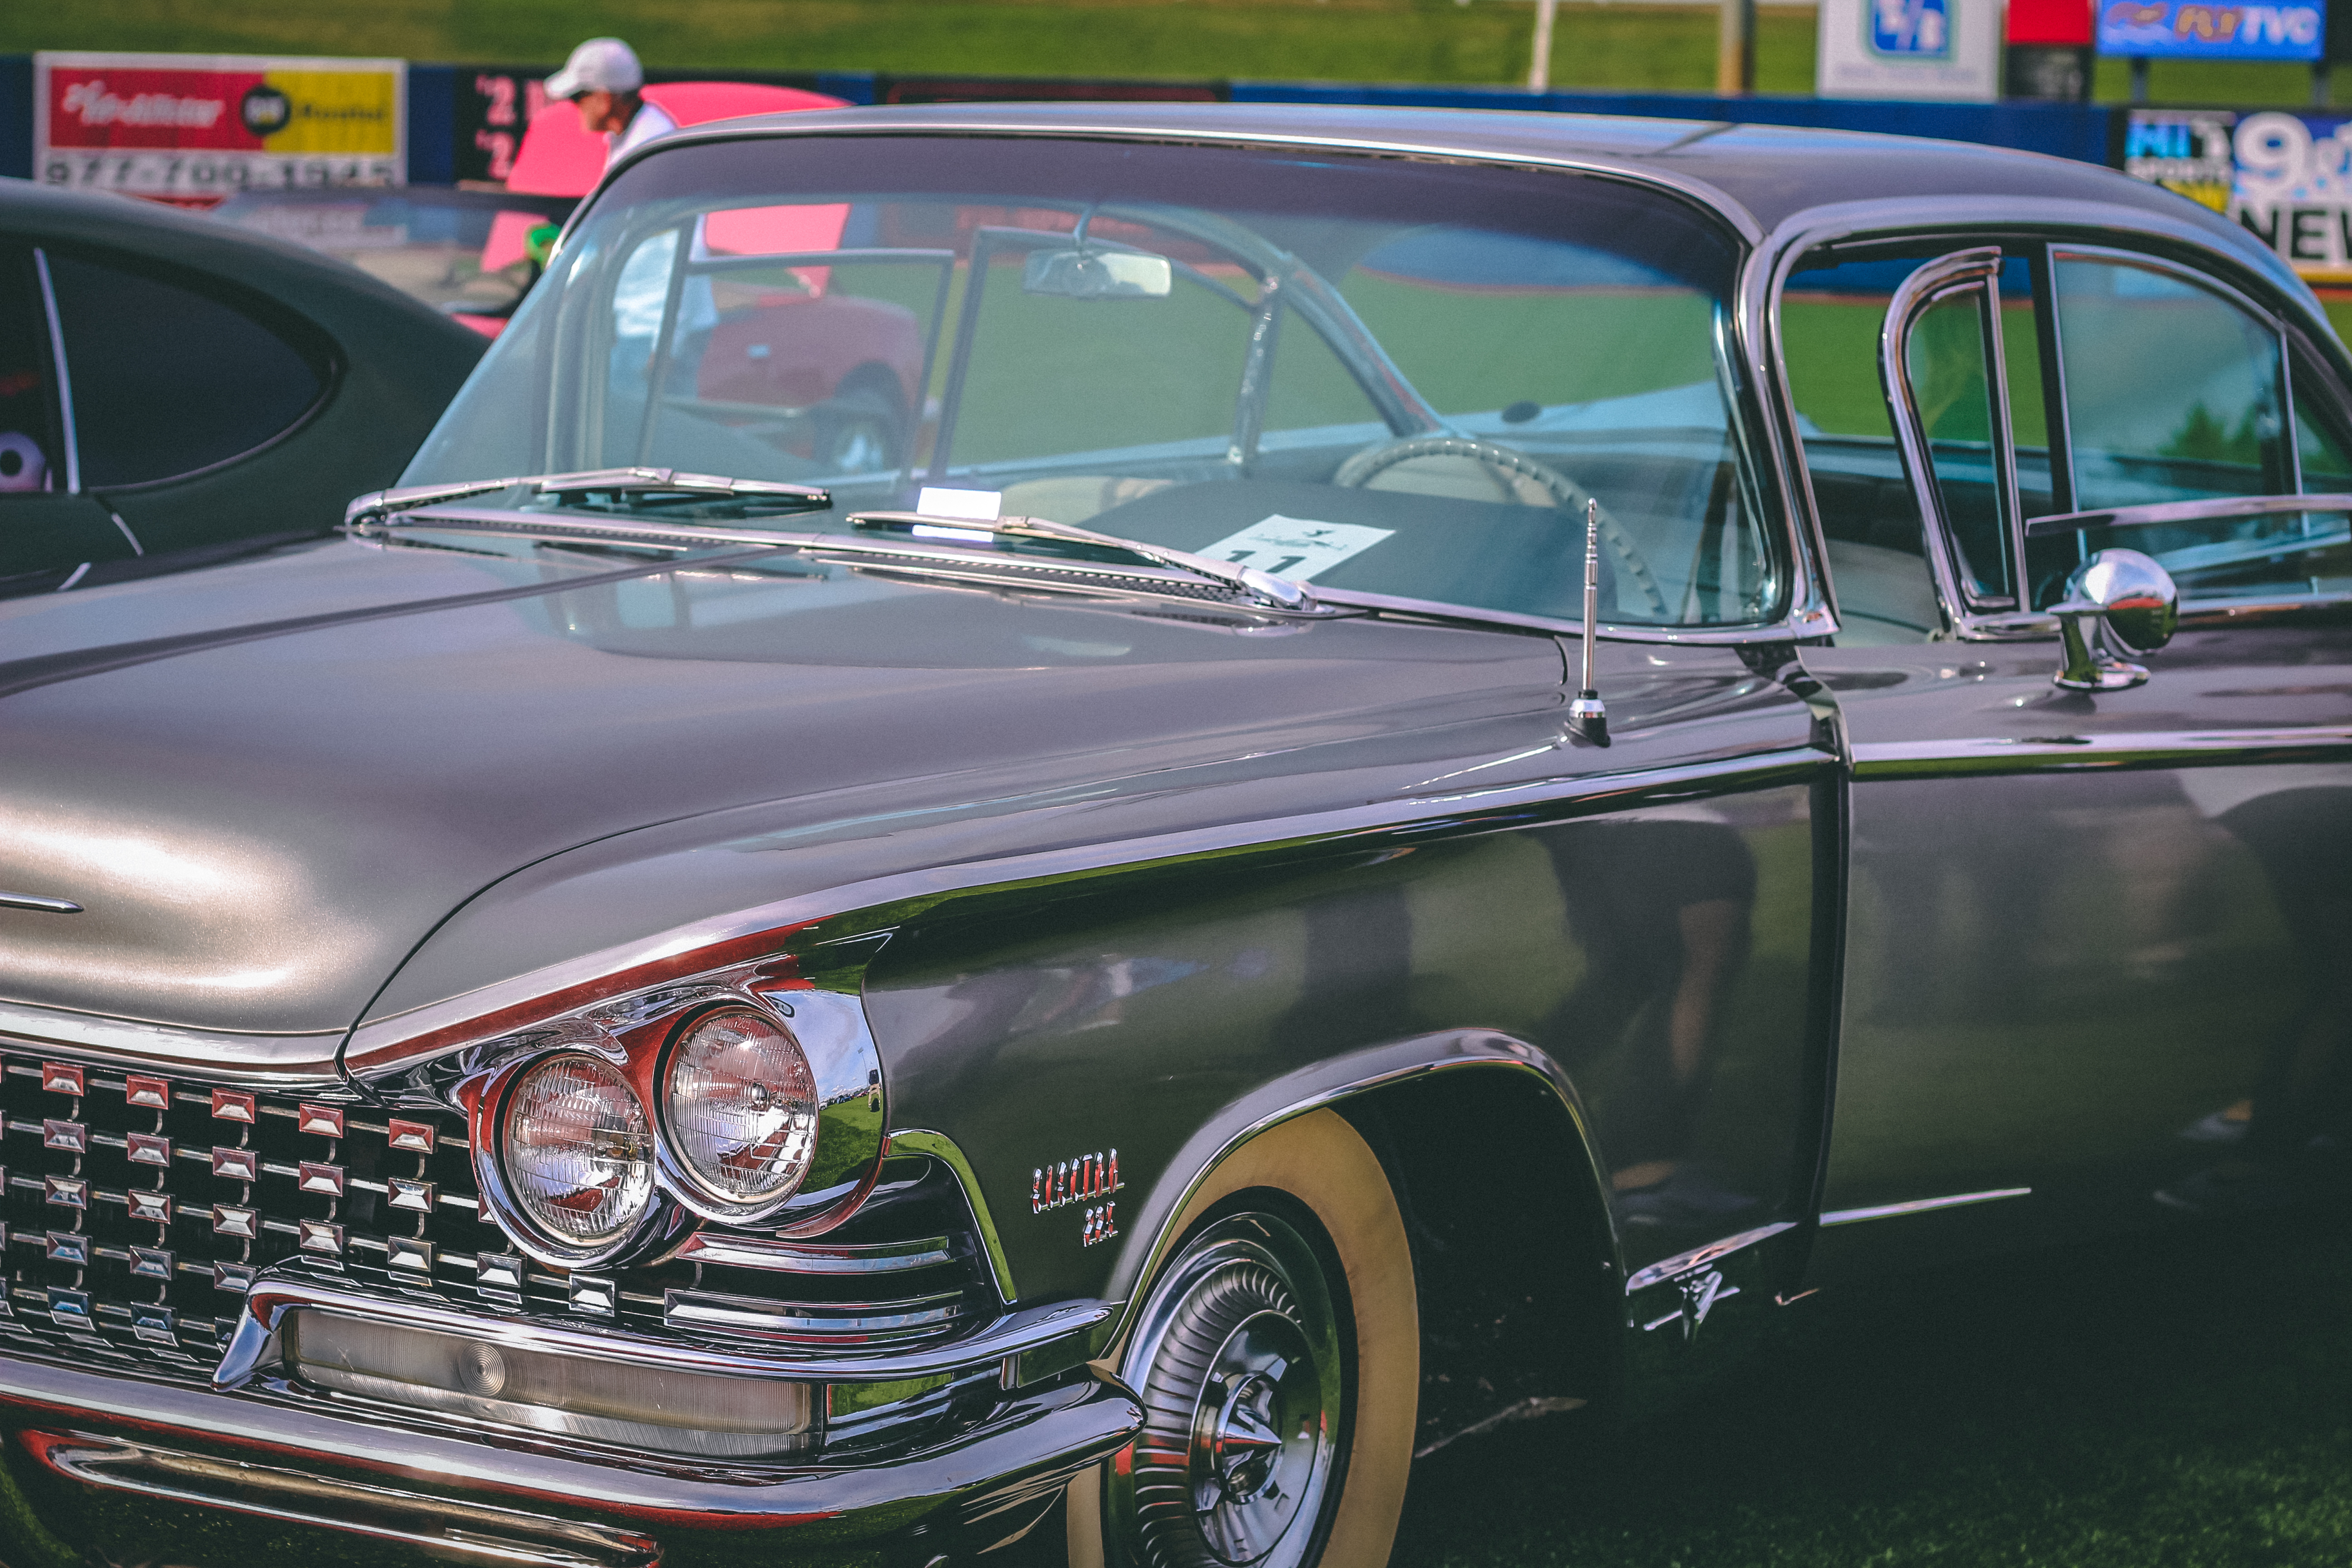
402, 134, 1777, 627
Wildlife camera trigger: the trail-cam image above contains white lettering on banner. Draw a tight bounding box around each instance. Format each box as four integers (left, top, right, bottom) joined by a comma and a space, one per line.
1194, 515, 1393, 581
60, 79, 226, 130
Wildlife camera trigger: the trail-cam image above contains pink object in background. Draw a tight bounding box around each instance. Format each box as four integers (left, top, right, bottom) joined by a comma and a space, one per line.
505, 82, 848, 196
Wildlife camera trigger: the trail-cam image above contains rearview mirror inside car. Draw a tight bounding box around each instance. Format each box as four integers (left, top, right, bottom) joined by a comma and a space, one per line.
1022, 247, 1172, 300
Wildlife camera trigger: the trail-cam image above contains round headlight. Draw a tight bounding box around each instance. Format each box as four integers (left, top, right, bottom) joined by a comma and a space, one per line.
661, 1007, 818, 1210
500, 1054, 656, 1250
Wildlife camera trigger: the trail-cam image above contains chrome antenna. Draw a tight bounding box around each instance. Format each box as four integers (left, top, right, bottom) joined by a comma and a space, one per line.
1570, 498, 1609, 745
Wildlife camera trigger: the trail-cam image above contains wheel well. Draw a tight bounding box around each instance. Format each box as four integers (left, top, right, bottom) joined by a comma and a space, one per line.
833, 358, 908, 414
1336, 1068, 1618, 1453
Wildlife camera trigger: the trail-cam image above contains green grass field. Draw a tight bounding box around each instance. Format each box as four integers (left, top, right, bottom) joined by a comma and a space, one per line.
9, 0, 2352, 107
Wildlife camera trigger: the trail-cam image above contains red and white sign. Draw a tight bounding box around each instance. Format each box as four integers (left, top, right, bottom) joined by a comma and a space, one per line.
35, 51, 404, 201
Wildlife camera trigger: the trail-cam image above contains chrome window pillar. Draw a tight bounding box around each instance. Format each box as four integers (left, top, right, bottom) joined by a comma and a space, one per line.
30, 248, 78, 495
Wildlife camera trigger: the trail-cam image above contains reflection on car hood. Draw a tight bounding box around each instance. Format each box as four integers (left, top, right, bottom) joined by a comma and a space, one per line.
0, 536, 1569, 1038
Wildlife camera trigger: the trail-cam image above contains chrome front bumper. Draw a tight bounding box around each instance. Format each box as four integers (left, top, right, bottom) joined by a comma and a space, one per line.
0, 1343, 1142, 1568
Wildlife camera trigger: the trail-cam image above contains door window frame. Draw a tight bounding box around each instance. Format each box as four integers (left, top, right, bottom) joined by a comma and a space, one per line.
1761, 209, 2352, 641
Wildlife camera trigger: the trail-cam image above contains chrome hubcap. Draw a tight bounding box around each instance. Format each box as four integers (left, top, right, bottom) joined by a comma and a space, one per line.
1191, 1311, 1323, 1563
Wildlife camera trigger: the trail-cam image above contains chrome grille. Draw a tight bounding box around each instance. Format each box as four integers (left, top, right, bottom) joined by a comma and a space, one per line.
0, 1052, 988, 1382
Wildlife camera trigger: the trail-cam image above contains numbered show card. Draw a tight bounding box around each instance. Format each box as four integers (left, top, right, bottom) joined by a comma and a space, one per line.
1196, 516, 1393, 581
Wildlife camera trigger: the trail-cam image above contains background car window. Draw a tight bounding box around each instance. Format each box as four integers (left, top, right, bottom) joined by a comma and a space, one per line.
2054, 256, 2289, 511
0, 249, 64, 496
44, 253, 326, 489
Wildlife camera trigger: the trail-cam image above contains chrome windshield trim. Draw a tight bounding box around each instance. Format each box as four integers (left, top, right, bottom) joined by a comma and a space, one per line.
1820, 1187, 2032, 1226
30, 250, 77, 494
0, 1000, 344, 1087
2026, 491, 2352, 537
215, 1274, 1107, 1389
344, 745, 1838, 1083
1622, 1220, 1797, 1294
1851, 728, 2352, 777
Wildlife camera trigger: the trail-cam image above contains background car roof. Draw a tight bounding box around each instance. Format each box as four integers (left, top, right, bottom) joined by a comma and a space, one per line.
0, 176, 489, 350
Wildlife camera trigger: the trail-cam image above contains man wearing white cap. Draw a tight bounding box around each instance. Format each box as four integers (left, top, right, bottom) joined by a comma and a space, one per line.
545, 38, 677, 167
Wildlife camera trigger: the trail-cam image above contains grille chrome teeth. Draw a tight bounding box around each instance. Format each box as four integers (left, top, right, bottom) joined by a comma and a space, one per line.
131, 1246, 174, 1281
127, 1133, 172, 1167
44, 1230, 88, 1264
47, 1287, 90, 1326
44, 1176, 85, 1209
387, 1119, 436, 1154
210, 1090, 255, 1124
126, 1190, 172, 1225
387, 1177, 436, 1213
211, 1204, 258, 1240
124, 1075, 171, 1110
387, 1236, 436, 1273
214, 1261, 259, 1294
210, 1147, 258, 1182
41, 1120, 85, 1154
297, 1161, 345, 1197
298, 1220, 344, 1256
40, 1063, 84, 1097
297, 1104, 346, 1139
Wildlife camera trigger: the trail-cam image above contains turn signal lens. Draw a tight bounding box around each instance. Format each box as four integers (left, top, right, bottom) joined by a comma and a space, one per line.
661, 1008, 818, 1207
501, 1055, 654, 1248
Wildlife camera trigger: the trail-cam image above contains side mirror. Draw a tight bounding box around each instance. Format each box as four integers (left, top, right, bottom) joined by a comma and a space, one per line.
2051, 548, 2178, 691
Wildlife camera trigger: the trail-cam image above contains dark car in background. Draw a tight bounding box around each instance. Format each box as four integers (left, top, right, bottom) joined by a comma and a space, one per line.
0, 102, 2348, 1568
0, 179, 485, 587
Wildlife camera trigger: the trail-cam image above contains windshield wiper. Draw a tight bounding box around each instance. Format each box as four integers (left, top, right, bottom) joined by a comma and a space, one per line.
344, 468, 831, 531
846, 510, 1317, 613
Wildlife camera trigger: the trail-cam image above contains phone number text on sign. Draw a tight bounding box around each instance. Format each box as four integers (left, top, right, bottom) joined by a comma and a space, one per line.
41, 154, 401, 197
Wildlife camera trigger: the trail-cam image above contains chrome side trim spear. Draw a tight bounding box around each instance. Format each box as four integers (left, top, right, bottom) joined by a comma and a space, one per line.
1569, 497, 1609, 745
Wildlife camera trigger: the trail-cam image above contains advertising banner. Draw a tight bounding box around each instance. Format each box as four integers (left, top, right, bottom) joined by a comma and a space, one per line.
34, 51, 404, 200
2096, 0, 2325, 59
2122, 108, 2352, 280
1816, 0, 2003, 99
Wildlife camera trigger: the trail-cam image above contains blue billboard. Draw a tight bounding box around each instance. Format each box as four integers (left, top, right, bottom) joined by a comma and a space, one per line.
2097, 0, 2325, 59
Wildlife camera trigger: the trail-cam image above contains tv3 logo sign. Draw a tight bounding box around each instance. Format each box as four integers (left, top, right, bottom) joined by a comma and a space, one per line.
1871, 0, 1952, 56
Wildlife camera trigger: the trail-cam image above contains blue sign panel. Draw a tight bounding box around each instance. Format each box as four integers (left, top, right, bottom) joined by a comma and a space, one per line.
1871, 0, 1955, 55
2097, 0, 2325, 60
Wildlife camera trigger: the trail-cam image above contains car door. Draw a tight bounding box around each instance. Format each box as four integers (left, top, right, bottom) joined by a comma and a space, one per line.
1788, 233, 2352, 1275
0, 244, 134, 582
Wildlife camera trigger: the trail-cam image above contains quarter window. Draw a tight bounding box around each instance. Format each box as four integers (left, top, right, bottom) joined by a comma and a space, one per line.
43, 253, 326, 488
0, 248, 64, 496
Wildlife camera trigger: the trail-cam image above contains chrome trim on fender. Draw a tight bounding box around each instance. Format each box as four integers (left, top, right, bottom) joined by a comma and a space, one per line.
346, 746, 1837, 1083
0, 891, 81, 914
1622, 1220, 1796, 1294
887, 1129, 1018, 1303
1852, 727, 2352, 778
1819, 1187, 2031, 1226
27, 1436, 655, 1568
214, 1273, 1108, 1391
675, 1232, 958, 1274
0, 1000, 344, 1087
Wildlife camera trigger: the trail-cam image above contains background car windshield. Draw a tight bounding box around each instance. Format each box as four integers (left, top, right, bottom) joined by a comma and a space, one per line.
404, 136, 1775, 627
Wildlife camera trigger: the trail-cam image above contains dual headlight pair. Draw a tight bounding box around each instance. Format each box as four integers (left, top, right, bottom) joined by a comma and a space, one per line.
474, 1001, 826, 1268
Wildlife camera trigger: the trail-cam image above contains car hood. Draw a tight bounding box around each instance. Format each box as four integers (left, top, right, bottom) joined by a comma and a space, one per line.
0, 534, 1576, 1039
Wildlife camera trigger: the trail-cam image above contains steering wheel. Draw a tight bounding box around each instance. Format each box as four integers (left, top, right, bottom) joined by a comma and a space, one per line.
1333, 435, 1670, 620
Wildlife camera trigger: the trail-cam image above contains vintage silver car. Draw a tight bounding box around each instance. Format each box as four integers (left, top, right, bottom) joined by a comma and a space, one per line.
0, 102, 2347, 1568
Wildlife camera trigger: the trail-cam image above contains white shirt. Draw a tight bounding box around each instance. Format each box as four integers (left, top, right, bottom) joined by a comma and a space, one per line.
608, 99, 679, 167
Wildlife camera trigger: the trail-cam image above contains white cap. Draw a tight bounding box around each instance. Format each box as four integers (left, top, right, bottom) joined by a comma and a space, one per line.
546, 38, 644, 99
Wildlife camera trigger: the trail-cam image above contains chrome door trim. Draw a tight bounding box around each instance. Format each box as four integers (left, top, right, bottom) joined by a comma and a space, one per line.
344, 745, 1837, 1078
30, 249, 78, 495
0, 999, 345, 1087
2026, 490, 2352, 536
1851, 727, 2352, 777
1819, 1186, 2031, 1225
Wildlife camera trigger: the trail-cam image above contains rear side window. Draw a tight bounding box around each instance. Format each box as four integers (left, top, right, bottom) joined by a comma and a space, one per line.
44, 253, 326, 488
0, 248, 65, 494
